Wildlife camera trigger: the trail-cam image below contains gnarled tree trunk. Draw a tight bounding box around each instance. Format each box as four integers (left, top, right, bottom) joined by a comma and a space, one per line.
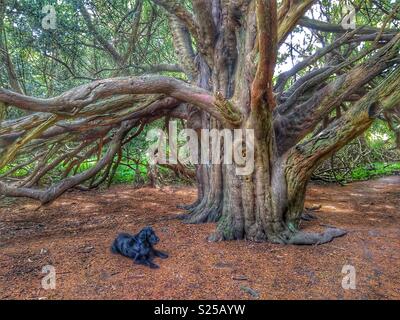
178, 1, 317, 241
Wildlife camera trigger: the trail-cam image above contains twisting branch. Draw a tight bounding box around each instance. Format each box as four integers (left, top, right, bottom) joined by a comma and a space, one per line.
0, 115, 59, 169
275, 29, 359, 94
0, 119, 136, 204
275, 33, 400, 155
299, 17, 399, 34
291, 65, 400, 171
0, 75, 238, 125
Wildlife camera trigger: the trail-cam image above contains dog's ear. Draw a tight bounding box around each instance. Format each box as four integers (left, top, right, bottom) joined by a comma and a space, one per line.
139, 230, 147, 241
147, 226, 155, 235
142, 226, 154, 237
143, 226, 152, 232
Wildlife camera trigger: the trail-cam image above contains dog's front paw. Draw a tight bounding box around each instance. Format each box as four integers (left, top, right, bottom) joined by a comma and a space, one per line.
159, 253, 168, 259
149, 263, 160, 269
155, 250, 168, 259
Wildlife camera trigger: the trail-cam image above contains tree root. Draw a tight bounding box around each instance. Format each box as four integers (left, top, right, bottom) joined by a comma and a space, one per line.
208, 231, 223, 242
208, 227, 347, 245
175, 201, 222, 223
176, 201, 198, 210
175, 213, 190, 220
286, 227, 347, 245
175, 200, 202, 220
184, 206, 221, 224
183, 199, 222, 224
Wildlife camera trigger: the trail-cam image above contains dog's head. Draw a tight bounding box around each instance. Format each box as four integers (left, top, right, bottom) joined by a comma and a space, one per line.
138, 226, 159, 245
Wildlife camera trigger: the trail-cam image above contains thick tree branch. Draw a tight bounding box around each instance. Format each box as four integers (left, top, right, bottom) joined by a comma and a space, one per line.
0, 75, 235, 124
0, 97, 180, 149
0, 120, 135, 204
251, 0, 277, 111
275, 29, 358, 94
291, 65, 400, 171
299, 17, 399, 34
275, 33, 400, 155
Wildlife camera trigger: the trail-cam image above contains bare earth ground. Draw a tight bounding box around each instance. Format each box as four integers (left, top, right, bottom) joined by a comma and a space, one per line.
0, 176, 400, 300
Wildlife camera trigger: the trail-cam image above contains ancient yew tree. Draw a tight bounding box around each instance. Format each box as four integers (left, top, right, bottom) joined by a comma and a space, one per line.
1, 0, 400, 244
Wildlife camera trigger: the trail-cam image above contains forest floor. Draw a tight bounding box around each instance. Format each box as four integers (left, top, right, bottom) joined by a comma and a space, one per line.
0, 176, 400, 300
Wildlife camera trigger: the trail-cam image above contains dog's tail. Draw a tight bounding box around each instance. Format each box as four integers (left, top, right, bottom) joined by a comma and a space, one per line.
111, 241, 119, 254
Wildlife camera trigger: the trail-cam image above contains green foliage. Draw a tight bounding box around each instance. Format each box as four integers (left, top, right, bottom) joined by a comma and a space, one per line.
112, 165, 139, 184
365, 120, 397, 150
1, 0, 177, 97
349, 162, 400, 181
314, 119, 400, 183
0, 164, 29, 177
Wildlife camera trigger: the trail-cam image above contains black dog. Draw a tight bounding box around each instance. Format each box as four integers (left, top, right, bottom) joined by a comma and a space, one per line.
111, 226, 168, 268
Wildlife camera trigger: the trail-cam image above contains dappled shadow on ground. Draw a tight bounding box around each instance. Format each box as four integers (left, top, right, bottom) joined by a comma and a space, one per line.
0, 177, 400, 299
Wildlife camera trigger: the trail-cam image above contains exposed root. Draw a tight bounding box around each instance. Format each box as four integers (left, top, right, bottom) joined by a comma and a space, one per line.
207, 231, 224, 242
175, 213, 190, 220
286, 227, 347, 245
176, 204, 189, 210
175, 200, 202, 219
184, 201, 222, 224
176, 201, 198, 210
208, 227, 347, 245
